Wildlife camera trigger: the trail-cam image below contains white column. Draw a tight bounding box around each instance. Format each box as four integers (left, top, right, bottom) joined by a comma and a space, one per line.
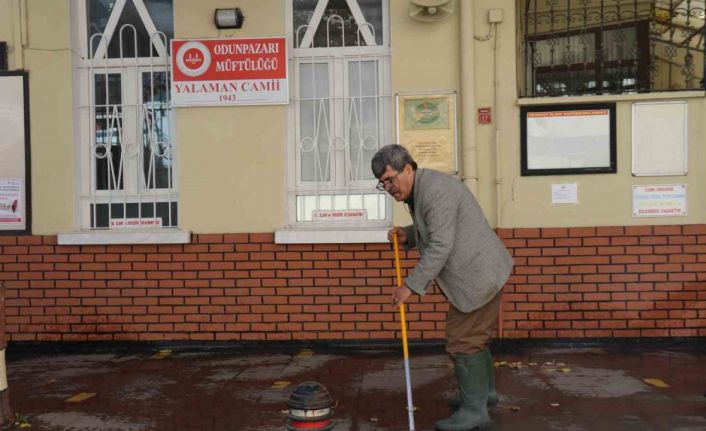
460, 0, 478, 195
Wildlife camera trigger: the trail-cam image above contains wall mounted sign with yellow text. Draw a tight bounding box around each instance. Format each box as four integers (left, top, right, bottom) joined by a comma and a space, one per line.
396, 92, 458, 174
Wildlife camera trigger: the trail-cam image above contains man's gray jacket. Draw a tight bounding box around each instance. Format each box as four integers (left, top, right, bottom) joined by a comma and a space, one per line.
403, 168, 513, 313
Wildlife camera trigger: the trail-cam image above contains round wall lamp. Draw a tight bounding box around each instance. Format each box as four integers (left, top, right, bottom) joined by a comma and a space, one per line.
214, 8, 244, 29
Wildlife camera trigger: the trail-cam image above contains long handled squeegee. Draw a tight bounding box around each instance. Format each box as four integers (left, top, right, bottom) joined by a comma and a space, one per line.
393, 231, 415, 431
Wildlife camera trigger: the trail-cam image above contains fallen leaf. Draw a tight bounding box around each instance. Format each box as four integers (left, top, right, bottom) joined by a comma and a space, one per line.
508, 405, 520, 412
550, 403, 560, 407
643, 378, 669, 388
405, 406, 421, 412
272, 381, 291, 389
370, 417, 379, 422
19, 424, 31, 429
151, 349, 171, 360
14, 413, 30, 422
528, 362, 538, 366
297, 349, 314, 357
65, 392, 97, 403
544, 368, 556, 372
559, 367, 571, 373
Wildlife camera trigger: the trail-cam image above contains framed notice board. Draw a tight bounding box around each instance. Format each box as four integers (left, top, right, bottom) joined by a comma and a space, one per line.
521, 103, 617, 176
396, 92, 459, 174
0, 71, 31, 234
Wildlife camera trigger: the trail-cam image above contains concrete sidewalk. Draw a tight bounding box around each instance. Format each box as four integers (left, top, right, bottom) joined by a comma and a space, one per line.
5, 343, 706, 430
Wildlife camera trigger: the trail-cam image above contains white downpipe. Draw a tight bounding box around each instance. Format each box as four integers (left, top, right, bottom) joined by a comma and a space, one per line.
460, 0, 478, 195
493, 22, 502, 228
12, 0, 26, 69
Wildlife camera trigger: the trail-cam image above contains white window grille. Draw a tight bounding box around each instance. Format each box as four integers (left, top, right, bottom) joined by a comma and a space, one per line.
71, 0, 177, 230
286, 0, 392, 228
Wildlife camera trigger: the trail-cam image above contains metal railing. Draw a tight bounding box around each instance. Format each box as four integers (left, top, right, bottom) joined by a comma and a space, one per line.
519, 0, 706, 97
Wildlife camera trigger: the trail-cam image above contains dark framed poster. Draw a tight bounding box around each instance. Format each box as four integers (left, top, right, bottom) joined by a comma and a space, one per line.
521, 103, 616, 176
0, 71, 31, 234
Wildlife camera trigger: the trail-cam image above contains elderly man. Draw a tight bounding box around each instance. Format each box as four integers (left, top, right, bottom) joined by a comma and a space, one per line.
371, 144, 513, 431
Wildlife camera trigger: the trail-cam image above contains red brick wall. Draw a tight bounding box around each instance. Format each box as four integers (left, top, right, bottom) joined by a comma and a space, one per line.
501, 225, 706, 338
0, 226, 705, 342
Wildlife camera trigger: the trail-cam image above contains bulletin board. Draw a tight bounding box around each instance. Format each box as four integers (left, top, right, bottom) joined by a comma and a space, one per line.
0, 71, 31, 234
632, 101, 688, 176
521, 103, 617, 176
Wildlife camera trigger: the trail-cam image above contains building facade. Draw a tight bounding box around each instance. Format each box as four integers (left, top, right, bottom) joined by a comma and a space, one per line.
0, 0, 704, 343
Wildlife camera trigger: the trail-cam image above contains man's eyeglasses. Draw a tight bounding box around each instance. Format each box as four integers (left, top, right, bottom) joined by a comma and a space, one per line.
376, 171, 402, 192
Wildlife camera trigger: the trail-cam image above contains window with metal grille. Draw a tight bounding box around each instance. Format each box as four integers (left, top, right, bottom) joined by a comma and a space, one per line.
287, 0, 392, 227
73, 0, 176, 229
519, 0, 706, 97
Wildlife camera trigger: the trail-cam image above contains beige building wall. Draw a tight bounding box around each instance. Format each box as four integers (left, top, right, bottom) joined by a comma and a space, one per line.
0, 1, 14, 68
174, 0, 286, 233
392, 0, 706, 229
3, 0, 706, 236
507, 94, 706, 227
1, 0, 74, 234
390, 0, 460, 227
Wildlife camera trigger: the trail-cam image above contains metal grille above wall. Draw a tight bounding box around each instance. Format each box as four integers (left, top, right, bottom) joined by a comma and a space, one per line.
518, 0, 706, 97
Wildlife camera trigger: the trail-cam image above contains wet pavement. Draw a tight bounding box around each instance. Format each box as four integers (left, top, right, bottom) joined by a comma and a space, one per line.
5, 342, 706, 431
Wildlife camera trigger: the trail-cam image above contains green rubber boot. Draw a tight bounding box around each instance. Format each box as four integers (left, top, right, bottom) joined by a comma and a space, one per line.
448, 349, 498, 408
485, 348, 499, 407
436, 352, 493, 431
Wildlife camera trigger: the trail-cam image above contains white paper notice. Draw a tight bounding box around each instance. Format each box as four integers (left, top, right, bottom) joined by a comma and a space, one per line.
312, 210, 367, 222
0, 178, 23, 227
552, 183, 578, 204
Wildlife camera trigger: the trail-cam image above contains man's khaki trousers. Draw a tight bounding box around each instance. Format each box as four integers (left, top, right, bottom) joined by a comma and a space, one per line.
445, 291, 502, 355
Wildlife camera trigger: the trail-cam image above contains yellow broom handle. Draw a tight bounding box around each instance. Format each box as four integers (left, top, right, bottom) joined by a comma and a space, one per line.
393, 232, 410, 359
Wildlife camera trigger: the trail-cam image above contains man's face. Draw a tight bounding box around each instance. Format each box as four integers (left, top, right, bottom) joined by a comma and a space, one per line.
378, 164, 414, 201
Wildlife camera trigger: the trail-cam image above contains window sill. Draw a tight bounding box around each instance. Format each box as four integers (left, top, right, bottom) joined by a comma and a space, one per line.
275, 228, 388, 244
58, 230, 191, 245
517, 90, 705, 106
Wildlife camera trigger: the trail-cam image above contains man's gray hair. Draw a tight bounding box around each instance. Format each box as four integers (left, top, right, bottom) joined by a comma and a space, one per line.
370, 145, 418, 178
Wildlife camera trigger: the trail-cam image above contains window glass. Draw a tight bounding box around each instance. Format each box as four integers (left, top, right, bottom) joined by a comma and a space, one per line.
87, 0, 173, 58
94, 73, 123, 191
299, 63, 331, 182
142, 72, 172, 189
91, 202, 178, 228
293, 0, 383, 47
348, 60, 379, 181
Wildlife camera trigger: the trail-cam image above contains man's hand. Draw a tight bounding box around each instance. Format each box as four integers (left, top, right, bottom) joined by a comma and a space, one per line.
387, 226, 408, 244
391, 284, 412, 307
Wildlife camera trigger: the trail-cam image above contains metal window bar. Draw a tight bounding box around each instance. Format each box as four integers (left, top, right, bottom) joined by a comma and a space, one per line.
519, 0, 706, 97
292, 9, 391, 223
84, 24, 176, 229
